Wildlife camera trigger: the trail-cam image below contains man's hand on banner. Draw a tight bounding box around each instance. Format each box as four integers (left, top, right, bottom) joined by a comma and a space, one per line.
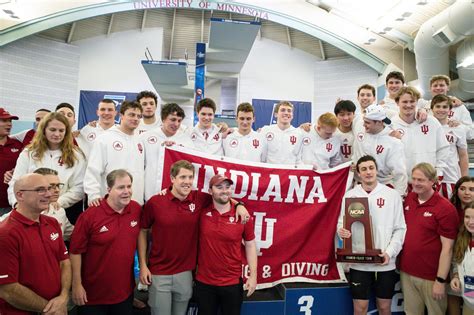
158, 189, 167, 196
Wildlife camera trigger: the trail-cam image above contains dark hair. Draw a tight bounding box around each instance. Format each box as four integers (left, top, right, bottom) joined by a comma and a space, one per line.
386, 71, 405, 84
136, 91, 158, 104
196, 98, 216, 113
356, 155, 378, 172
119, 101, 142, 115
100, 99, 115, 105
56, 103, 75, 113
161, 103, 185, 121
170, 160, 195, 178
36, 108, 51, 113
357, 84, 376, 97
236, 102, 254, 116
334, 100, 356, 115
431, 94, 452, 109
450, 176, 474, 211
106, 169, 133, 188
33, 167, 58, 176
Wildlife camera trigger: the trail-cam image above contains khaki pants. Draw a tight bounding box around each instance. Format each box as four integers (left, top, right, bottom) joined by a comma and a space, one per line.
400, 271, 447, 315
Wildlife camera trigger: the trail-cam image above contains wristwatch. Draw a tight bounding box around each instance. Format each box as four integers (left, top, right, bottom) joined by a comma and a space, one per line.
435, 276, 446, 283
235, 201, 245, 208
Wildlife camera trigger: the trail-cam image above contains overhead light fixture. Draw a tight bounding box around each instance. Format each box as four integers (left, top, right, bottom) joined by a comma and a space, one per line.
457, 56, 474, 68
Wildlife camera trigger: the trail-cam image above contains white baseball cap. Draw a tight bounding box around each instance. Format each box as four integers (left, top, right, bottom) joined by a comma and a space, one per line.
364, 104, 391, 124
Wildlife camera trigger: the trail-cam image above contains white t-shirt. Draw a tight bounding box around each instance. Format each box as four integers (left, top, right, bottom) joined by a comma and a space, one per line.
334, 127, 355, 163
187, 124, 224, 156
440, 124, 468, 184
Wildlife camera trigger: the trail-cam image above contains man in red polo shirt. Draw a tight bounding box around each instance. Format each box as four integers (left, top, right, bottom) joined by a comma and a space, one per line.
399, 162, 459, 315
0, 108, 23, 215
0, 173, 71, 315
70, 169, 141, 315
138, 160, 249, 315
195, 174, 257, 315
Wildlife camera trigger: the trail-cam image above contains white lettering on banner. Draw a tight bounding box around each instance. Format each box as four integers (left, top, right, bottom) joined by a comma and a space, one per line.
191, 162, 327, 204
281, 262, 329, 277
298, 295, 314, 315
254, 212, 277, 256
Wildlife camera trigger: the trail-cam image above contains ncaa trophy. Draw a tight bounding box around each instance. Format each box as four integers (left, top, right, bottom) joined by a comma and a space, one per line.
336, 197, 383, 263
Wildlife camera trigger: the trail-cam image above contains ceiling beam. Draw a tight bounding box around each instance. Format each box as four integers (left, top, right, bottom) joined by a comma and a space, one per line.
169, 9, 176, 59
141, 10, 147, 32
106, 13, 114, 36
319, 39, 326, 60
66, 22, 76, 43
286, 27, 292, 48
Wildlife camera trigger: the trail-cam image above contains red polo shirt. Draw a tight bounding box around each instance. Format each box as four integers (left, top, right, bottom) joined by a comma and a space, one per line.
196, 204, 255, 286
0, 137, 23, 207
399, 191, 459, 280
141, 188, 211, 275
0, 210, 68, 315
69, 198, 141, 305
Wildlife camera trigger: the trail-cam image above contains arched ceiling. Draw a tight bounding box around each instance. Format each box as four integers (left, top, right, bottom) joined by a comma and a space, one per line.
0, 0, 455, 75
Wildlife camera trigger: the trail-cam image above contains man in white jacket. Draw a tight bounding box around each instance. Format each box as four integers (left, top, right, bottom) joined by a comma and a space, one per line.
337, 155, 406, 315
84, 101, 145, 206
352, 104, 407, 196
140, 103, 194, 201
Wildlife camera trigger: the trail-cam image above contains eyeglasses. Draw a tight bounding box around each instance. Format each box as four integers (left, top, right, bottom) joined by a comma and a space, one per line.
20, 184, 64, 195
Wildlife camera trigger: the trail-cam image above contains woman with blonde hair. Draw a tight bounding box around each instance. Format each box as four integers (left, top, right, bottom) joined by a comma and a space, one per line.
451, 202, 474, 315
8, 112, 86, 221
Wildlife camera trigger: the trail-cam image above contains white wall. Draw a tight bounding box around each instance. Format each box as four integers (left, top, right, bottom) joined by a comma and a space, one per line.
313, 58, 378, 121
0, 35, 80, 121
239, 38, 317, 106
76, 28, 163, 93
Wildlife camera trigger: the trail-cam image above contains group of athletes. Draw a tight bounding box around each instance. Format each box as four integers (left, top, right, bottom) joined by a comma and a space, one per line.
0, 69, 473, 315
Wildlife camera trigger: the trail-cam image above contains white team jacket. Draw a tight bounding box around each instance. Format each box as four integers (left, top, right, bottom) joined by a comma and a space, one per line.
140, 128, 194, 201
223, 130, 267, 162
84, 126, 145, 205
337, 183, 406, 272
391, 116, 450, 179
260, 124, 303, 165
301, 129, 343, 170
187, 124, 224, 156
352, 127, 408, 196
8, 148, 86, 208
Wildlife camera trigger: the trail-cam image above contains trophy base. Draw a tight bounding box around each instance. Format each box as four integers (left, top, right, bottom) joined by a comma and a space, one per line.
336, 249, 384, 264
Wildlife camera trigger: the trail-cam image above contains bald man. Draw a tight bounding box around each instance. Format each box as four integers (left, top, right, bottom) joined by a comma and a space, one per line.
0, 173, 71, 315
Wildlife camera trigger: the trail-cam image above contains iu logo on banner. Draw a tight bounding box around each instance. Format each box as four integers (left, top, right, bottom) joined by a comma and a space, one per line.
254, 212, 277, 256
420, 125, 429, 135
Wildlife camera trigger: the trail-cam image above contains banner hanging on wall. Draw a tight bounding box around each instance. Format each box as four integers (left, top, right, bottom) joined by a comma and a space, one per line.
78, 90, 138, 129
252, 99, 312, 130
158, 146, 351, 288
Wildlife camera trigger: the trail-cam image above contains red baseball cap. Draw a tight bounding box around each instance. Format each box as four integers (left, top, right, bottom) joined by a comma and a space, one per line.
209, 174, 233, 187
0, 108, 19, 120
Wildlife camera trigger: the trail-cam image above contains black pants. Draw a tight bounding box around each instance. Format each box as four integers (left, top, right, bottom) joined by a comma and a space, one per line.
65, 196, 86, 225
77, 294, 133, 315
195, 279, 243, 315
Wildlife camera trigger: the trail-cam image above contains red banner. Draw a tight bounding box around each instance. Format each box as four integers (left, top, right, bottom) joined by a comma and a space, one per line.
158, 146, 352, 288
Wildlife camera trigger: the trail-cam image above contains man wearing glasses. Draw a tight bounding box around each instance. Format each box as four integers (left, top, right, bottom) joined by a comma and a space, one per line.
0, 173, 71, 315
